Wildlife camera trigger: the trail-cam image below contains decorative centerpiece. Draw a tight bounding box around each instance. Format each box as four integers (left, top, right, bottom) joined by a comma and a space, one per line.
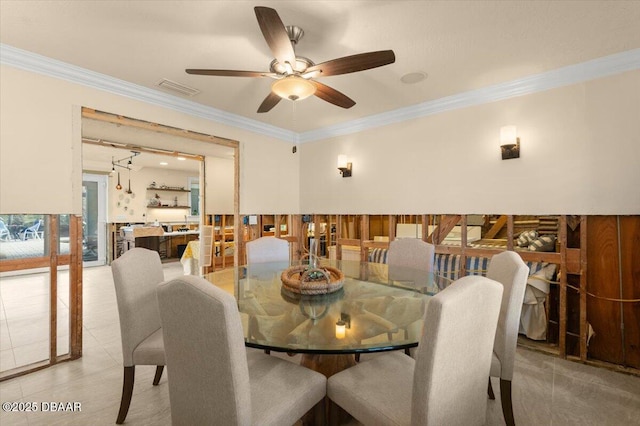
281, 265, 345, 295
281, 238, 345, 295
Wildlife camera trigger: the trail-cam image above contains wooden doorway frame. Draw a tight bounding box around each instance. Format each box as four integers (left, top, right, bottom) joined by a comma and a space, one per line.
81, 108, 241, 268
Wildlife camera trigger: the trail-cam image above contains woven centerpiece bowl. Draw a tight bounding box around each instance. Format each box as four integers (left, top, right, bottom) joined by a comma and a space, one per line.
281, 265, 345, 295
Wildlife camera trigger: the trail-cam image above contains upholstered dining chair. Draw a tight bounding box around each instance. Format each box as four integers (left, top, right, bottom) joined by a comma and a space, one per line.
111, 248, 166, 424
157, 275, 327, 426
387, 237, 435, 282
246, 236, 290, 264
486, 251, 530, 426
375, 237, 434, 360
327, 275, 503, 426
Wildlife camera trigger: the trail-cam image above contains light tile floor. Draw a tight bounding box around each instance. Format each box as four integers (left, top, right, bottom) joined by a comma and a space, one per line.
0, 263, 639, 425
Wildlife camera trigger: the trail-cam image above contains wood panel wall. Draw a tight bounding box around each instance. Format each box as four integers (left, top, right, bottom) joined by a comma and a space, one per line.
587, 216, 639, 369
620, 217, 640, 368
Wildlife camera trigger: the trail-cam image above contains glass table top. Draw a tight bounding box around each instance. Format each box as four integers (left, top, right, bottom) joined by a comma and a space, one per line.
206, 259, 443, 354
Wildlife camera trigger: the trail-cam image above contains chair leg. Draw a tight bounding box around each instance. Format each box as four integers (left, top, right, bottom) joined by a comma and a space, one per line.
500, 379, 515, 426
354, 353, 360, 362
153, 365, 164, 386
488, 378, 495, 400
116, 366, 135, 424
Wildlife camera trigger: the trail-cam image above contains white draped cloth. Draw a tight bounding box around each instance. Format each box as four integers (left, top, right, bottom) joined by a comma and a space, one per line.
520, 263, 556, 340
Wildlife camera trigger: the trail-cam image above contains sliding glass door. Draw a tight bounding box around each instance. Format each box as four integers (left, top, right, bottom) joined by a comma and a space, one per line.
82, 174, 107, 266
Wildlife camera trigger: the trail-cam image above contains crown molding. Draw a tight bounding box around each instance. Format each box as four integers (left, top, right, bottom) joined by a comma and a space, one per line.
2, 44, 638, 145
298, 48, 640, 143
0, 44, 297, 142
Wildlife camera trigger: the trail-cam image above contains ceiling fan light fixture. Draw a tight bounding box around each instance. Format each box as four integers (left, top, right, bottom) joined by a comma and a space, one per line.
272, 75, 316, 101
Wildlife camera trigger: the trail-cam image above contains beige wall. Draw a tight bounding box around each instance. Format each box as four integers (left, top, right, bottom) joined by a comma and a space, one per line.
2, 64, 638, 217
299, 71, 640, 215
0, 65, 300, 215
205, 156, 234, 215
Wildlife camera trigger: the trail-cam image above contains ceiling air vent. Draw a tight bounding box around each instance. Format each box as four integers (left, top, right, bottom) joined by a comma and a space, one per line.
157, 78, 200, 97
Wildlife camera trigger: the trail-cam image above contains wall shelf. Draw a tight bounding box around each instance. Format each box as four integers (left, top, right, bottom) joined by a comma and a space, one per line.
147, 187, 190, 192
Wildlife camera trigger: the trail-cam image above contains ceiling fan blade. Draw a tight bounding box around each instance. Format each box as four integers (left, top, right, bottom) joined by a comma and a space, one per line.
257, 91, 282, 113
305, 50, 396, 77
313, 81, 356, 109
186, 69, 276, 78
254, 7, 296, 68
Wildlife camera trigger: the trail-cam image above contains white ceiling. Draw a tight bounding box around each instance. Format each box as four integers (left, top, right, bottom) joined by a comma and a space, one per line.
1, 1, 639, 134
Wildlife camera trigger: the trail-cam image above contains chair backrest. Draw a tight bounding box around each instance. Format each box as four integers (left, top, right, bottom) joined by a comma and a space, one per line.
387, 238, 435, 284
246, 236, 289, 264
111, 248, 165, 366
412, 275, 503, 425
486, 250, 530, 380
387, 238, 435, 271
28, 220, 41, 232
157, 276, 251, 425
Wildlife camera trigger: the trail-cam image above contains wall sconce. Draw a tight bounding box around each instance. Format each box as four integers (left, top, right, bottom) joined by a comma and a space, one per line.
337, 154, 352, 177
500, 125, 520, 160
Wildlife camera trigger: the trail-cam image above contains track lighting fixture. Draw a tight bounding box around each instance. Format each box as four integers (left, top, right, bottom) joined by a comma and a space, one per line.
112, 151, 140, 190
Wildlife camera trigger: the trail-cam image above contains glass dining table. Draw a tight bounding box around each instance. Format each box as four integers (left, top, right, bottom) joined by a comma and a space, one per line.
205, 259, 443, 376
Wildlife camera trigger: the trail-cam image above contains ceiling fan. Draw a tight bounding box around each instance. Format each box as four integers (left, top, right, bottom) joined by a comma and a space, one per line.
186, 6, 396, 113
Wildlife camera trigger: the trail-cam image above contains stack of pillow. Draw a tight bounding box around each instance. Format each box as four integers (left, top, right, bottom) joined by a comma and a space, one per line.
516, 230, 556, 252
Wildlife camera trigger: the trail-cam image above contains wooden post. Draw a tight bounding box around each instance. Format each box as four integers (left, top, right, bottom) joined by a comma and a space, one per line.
336, 215, 343, 261
49, 215, 58, 364
275, 214, 281, 238
291, 215, 302, 262
579, 215, 588, 361
558, 215, 568, 358
507, 215, 514, 250
389, 215, 397, 241
69, 214, 83, 358
421, 215, 428, 241
460, 215, 467, 277
360, 215, 369, 262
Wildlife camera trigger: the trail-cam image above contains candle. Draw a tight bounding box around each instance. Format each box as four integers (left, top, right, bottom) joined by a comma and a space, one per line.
335, 320, 346, 339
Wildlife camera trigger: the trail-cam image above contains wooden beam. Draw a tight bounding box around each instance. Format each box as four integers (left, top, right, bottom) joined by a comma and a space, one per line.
485, 215, 508, 239
82, 108, 238, 148
82, 138, 204, 162
428, 215, 461, 245
337, 238, 361, 247
362, 240, 389, 249
0, 257, 50, 273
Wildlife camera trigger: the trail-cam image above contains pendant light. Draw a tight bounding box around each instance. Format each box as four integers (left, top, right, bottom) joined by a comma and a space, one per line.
126, 169, 133, 194
116, 172, 122, 190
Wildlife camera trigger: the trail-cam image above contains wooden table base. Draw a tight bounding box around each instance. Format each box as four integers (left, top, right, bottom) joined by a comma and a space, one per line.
300, 353, 357, 378
300, 354, 357, 425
